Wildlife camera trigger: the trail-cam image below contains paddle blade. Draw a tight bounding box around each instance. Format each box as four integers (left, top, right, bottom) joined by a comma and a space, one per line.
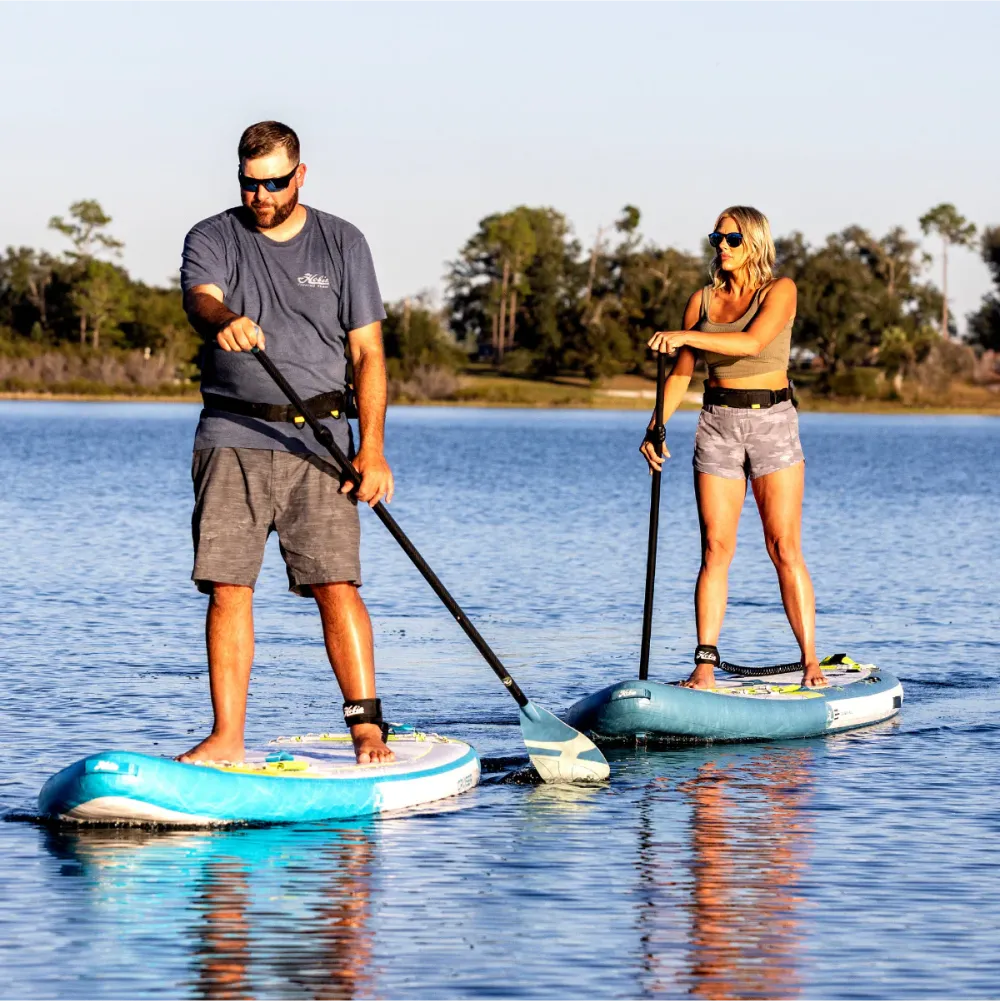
519, 702, 610, 784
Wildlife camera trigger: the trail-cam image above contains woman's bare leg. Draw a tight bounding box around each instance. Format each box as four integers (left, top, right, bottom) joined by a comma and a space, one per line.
750, 461, 826, 687
682, 472, 747, 689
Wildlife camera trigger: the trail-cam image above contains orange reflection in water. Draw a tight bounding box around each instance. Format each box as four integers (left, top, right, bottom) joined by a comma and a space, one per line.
48, 825, 378, 1001
637, 747, 815, 1000
192, 829, 376, 1001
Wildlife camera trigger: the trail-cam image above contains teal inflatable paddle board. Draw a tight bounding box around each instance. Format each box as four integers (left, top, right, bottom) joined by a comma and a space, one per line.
39, 728, 480, 826
565, 656, 902, 744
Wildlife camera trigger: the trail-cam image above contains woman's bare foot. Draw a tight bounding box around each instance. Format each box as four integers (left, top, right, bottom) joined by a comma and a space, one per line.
680, 664, 717, 690
351, 723, 395, 765
176, 733, 245, 764
801, 661, 828, 688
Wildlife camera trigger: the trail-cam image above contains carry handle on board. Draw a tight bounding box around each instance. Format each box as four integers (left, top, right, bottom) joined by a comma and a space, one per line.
251, 346, 610, 784
638, 352, 667, 681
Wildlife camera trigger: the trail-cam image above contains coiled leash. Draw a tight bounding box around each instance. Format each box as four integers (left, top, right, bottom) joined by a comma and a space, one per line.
695, 644, 803, 678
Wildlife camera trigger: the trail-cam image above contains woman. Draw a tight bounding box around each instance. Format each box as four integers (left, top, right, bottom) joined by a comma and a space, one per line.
640, 206, 826, 689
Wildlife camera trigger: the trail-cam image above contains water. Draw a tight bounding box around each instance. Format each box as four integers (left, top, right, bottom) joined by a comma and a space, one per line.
1, 401, 998, 999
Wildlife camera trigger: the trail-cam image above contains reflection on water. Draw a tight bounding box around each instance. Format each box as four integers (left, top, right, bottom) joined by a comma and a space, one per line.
46, 825, 378, 1000
3, 404, 1000, 999
632, 748, 812, 1000
39, 744, 816, 1001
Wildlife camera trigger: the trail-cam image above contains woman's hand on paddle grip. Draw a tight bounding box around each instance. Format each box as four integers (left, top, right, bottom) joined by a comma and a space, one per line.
648, 330, 686, 356
217, 317, 265, 352
639, 426, 670, 474
343, 446, 395, 507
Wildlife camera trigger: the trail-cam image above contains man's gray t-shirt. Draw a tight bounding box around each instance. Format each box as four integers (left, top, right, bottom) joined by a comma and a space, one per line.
180, 206, 385, 456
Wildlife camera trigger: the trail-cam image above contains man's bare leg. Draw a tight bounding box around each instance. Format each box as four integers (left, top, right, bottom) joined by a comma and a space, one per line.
682, 472, 747, 689
178, 583, 255, 762
313, 582, 395, 764
751, 463, 827, 688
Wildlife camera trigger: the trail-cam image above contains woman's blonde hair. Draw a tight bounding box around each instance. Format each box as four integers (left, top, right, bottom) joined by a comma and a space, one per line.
710, 205, 776, 291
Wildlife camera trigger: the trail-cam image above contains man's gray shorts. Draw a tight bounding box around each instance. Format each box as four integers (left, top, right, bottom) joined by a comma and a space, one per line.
191, 447, 361, 596
693, 400, 805, 480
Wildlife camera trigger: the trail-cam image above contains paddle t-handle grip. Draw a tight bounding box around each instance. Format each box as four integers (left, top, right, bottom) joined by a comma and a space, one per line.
250, 345, 530, 708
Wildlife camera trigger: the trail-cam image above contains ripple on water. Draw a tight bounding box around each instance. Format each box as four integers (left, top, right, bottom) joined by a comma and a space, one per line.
1, 403, 999, 998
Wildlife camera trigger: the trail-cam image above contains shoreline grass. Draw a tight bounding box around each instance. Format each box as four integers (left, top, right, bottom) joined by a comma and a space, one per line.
3, 372, 999, 416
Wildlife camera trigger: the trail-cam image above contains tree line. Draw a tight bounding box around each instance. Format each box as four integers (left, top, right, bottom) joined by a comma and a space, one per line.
2, 199, 999, 396
446, 202, 1000, 381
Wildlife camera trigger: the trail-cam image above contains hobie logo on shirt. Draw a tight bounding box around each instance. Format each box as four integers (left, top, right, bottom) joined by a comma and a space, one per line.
298, 273, 330, 288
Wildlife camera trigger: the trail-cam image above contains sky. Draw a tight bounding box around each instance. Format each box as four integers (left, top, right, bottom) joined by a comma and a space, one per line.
2, 2, 998, 331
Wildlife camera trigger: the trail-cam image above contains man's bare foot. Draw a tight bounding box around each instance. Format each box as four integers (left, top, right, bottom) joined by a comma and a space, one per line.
351, 723, 395, 765
801, 661, 828, 688
176, 733, 245, 764
680, 664, 717, 690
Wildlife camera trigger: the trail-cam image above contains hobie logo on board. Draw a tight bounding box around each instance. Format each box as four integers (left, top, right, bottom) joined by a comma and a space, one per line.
298, 273, 330, 288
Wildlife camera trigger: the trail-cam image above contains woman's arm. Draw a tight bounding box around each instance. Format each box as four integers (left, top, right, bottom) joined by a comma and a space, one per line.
639, 291, 700, 472
648, 278, 796, 359
649, 348, 696, 428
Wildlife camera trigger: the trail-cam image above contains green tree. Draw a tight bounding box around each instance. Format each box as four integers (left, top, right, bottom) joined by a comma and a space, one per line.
382, 295, 465, 379
967, 225, 1000, 351
576, 206, 702, 378
878, 324, 939, 391
447, 207, 581, 373
486, 208, 538, 362
0, 247, 58, 333
123, 279, 197, 364
779, 227, 942, 374
919, 203, 977, 340
783, 234, 879, 373
841, 225, 928, 300
49, 199, 125, 346
48, 200, 125, 261
71, 260, 133, 350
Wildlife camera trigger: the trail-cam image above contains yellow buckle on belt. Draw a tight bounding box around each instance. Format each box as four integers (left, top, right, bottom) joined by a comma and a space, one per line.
293, 415, 305, 428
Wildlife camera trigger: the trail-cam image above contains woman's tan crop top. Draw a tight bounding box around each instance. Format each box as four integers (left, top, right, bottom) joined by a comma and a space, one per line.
696, 283, 793, 380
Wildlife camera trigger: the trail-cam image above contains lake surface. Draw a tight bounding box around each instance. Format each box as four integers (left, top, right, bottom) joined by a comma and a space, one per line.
1, 401, 998, 999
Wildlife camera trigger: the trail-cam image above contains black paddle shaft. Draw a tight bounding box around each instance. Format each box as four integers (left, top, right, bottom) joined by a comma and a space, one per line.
252, 347, 529, 708
638, 352, 667, 681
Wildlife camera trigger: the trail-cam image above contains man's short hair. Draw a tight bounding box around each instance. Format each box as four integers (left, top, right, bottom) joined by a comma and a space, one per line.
238, 121, 300, 164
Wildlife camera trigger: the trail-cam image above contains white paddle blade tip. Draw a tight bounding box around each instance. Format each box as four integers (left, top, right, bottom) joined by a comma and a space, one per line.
519, 703, 610, 784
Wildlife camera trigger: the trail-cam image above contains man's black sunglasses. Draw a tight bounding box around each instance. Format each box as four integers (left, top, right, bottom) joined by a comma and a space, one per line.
708, 232, 744, 249
238, 165, 299, 193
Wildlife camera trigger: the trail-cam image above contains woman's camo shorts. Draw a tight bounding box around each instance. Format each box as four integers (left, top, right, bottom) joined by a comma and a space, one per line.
693, 400, 804, 480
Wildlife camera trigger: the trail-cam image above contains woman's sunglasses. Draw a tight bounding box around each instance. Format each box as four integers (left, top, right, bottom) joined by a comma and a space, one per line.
238, 165, 299, 193
708, 232, 744, 249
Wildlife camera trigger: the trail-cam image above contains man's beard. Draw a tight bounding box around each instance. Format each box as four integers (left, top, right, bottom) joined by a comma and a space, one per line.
250, 188, 298, 230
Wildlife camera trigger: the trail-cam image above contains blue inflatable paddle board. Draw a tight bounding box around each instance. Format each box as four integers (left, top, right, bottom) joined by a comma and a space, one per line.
39, 728, 480, 826
565, 656, 902, 744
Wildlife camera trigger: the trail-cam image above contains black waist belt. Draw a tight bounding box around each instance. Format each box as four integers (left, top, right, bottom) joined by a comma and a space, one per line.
703, 386, 793, 409
202, 388, 350, 424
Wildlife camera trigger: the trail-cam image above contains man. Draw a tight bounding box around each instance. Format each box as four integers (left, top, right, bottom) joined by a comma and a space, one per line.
179, 120, 394, 765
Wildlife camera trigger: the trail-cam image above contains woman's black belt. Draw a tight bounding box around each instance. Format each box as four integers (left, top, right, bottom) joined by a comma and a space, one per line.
201, 388, 350, 423
703, 386, 793, 409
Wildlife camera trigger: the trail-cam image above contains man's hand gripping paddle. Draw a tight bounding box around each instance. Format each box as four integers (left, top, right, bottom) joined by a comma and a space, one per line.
252, 346, 610, 784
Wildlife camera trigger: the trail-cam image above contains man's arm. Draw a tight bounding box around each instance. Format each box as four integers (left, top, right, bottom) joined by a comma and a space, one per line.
343, 320, 393, 506
184, 284, 264, 351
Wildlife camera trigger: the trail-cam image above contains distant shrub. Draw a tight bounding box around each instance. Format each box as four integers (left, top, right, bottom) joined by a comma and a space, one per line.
0, 347, 186, 393
389, 365, 459, 403
827, 368, 885, 399
499, 348, 536, 377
